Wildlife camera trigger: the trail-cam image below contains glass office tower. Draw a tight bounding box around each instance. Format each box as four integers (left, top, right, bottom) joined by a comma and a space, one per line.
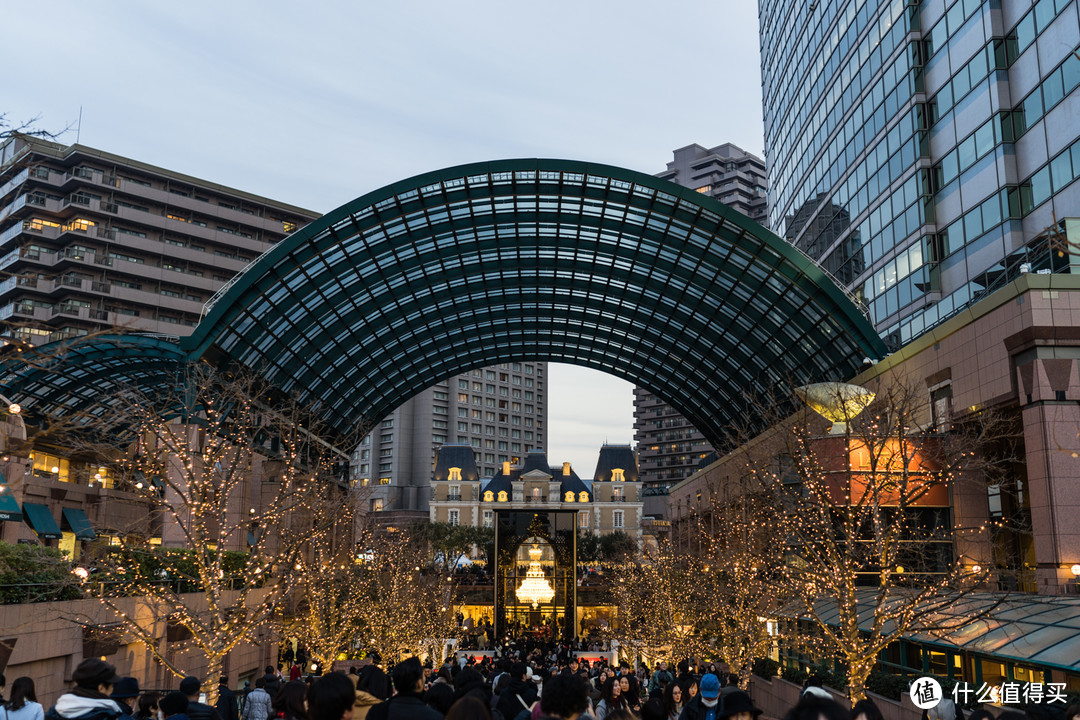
760, 0, 1080, 347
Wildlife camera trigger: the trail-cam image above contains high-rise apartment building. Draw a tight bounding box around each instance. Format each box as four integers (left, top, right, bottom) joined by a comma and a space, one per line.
0, 137, 549, 525
0, 137, 318, 342
358, 362, 549, 522
656, 143, 769, 226
634, 144, 770, 504
760, 0, 1080, 347
632, 387, 714, 516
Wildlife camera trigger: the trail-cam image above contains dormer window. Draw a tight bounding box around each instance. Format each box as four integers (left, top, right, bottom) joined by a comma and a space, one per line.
448, 467, 462, 482
565, 491, 575, 502
579, 491, 589, 502
484, 490, 494, 502
611, 468, 625, 482
498, 490, 508, 502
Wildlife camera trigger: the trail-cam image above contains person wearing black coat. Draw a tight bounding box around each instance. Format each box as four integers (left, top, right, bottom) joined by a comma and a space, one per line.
494, 664, 537, 720
368, 658, 442, 720
259, 670, 280, 701
215, 679, 239, 720
178, 678, 222, 720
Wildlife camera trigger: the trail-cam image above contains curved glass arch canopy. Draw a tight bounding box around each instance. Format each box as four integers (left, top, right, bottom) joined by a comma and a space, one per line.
180, 158, 885, 449
0, 335, 189, 431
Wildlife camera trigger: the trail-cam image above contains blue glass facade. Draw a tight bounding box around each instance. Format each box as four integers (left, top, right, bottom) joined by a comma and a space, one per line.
761, 0, 1080, 347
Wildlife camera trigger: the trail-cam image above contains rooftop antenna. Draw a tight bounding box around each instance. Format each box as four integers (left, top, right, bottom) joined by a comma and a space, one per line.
76, 106, 83, 144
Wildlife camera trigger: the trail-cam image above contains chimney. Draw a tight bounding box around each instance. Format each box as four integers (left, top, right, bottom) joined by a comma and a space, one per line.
562, 462, 571, 476
502, 461, 511, 476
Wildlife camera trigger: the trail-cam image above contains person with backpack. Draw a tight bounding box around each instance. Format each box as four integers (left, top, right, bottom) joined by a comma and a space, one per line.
493, 664, 536, 720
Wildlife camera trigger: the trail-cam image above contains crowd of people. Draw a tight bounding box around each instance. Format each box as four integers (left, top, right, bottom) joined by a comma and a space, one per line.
2, 652, 1078, 720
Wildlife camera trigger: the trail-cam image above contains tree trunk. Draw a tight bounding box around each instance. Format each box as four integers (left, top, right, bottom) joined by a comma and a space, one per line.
204, 654, 224, 706
846, 657, 873, 704
738, 665, 753, 690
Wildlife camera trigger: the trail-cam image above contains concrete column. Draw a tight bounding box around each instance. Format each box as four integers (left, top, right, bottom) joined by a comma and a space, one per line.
1016, 354, 1080, 593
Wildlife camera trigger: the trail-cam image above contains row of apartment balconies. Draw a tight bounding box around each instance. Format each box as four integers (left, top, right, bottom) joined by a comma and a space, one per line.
1, 160, 309, 238
0, 193, 275, 261
0, 231, 244, 296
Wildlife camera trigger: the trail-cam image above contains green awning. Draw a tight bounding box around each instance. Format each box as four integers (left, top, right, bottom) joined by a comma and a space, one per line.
0, 488, 21, 522
62, 507, 97, 541
23, 502, 62, 539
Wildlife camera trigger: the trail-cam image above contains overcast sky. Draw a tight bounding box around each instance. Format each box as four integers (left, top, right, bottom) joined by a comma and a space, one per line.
3, 1, 765, 477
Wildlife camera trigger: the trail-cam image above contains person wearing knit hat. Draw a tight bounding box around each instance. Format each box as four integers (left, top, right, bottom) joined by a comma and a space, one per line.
44, 659, 127, 720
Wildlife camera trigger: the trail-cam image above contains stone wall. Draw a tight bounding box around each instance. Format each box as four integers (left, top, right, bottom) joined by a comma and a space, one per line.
748, 675, 921, 720
0, 591, 275, 707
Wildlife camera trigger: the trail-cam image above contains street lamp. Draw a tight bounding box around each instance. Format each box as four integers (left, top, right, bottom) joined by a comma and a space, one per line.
795, 382, 875, 434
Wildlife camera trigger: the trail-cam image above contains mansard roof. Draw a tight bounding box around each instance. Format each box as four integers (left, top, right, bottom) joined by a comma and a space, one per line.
432, 443, 479, 482
593, 444, 639, 483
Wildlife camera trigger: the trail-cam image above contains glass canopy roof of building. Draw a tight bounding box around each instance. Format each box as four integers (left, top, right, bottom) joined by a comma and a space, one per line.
2, 160, 885, 450
182, 159, 885, 447
0, 335, 188, 431
804, 589, 1080, 672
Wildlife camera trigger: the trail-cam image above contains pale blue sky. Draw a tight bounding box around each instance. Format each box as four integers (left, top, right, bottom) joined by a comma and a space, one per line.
3, 0, 766, 476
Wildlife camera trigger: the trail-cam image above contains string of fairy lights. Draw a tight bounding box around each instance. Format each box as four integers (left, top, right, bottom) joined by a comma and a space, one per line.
42, 369, 1014, 701
285, 524, 461, 669
82, 363, 355, 703
610, 385, 1003, 702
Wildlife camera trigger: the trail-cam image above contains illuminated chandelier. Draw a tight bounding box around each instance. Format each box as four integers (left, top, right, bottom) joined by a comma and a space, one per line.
516, 545, 555, 608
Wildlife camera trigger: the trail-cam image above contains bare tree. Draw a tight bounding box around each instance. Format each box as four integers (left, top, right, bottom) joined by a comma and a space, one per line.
282, 547, 365, 673
606, 542, 713, 664
67, 361, 357, 703
698, 473, 791, 689
735, 380, 1004, 702
0, 113, 69, 143
350, 526, 460, 665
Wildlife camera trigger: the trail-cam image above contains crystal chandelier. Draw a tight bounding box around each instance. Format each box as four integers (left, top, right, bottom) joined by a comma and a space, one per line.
516, 545, 555, 608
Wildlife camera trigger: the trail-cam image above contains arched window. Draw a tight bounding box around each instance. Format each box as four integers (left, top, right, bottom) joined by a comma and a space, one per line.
497, 490, 508, 502
448, 467, 462, 482
611, 468, 625, 482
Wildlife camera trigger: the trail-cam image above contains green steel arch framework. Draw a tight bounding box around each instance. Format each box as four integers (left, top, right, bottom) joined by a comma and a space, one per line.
0, 335, 189, 430
180, 158, 886, 450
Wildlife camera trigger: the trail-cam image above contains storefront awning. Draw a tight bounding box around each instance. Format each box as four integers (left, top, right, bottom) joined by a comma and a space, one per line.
62, 507, 97, 541
0, 487, 21, 522
22, 502, 62, 539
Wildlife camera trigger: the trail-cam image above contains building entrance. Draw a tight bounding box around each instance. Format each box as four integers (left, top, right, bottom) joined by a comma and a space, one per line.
494, 510, 577, 642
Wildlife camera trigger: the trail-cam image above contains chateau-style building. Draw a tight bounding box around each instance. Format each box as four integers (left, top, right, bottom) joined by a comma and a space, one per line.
429, 444, 643, 543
